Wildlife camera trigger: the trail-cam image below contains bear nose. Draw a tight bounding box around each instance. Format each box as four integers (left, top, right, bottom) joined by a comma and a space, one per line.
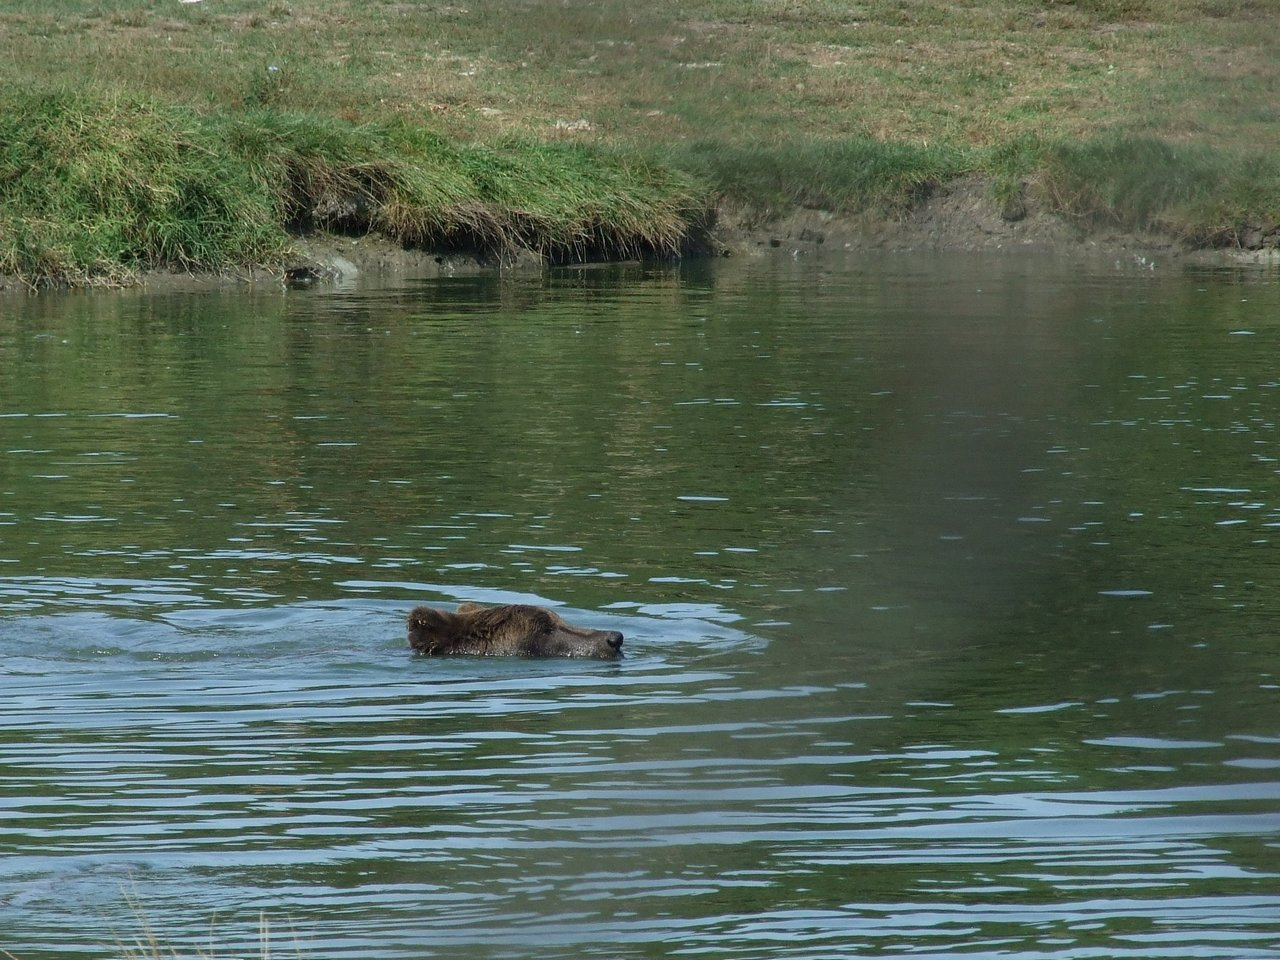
607, 632, 624, 650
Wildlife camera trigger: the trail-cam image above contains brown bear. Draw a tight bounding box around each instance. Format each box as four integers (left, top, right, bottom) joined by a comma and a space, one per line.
407, 602, 624, 659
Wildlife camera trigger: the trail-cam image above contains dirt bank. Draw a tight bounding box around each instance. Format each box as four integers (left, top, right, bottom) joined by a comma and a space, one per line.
3, 176, 1275, 295
713, 175, 1280, 269
278, 175, 1280, 285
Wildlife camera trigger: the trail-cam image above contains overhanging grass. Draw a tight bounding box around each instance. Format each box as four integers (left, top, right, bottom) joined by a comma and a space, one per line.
452, 139, 703, 259
0, 90, 711, 287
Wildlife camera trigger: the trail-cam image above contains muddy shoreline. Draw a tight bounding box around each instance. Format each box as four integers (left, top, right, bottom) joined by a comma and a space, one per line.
179, 177, 1280, 291
5, 178, 1277, 295
712, 177, 1280, 270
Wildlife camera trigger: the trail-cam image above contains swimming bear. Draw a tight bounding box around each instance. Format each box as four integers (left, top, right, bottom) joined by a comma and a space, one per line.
407, 602, 624, 659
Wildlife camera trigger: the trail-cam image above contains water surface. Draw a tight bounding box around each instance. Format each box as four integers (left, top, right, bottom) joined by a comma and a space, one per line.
2, 253, 1278, 958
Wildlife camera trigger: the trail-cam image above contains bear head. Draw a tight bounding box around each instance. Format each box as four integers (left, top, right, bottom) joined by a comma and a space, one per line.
407, 602, 624, 659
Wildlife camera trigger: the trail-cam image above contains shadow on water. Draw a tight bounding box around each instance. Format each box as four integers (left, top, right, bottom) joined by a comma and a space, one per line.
1, 252, 1279, 958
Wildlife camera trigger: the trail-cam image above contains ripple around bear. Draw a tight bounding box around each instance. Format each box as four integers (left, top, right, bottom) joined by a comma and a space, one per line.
407, 602, 625, 659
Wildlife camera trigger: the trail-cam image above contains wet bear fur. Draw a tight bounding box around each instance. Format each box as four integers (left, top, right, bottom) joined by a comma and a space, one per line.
407, 602, 624, 659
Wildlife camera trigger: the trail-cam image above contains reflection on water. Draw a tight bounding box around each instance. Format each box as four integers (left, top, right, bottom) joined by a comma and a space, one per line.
1, 254, 1279, 959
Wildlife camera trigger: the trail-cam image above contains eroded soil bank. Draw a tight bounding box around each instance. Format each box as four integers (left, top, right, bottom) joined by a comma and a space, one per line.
4, 176, 1276, 296
273, 177, 1280, 290
718, 175, 1280, 267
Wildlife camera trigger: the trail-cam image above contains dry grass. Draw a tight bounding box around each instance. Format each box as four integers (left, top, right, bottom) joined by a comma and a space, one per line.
114, 909, 286, 960
0, 0, 1274, 152
108, 892, 299, 960
2, 892, 296, 960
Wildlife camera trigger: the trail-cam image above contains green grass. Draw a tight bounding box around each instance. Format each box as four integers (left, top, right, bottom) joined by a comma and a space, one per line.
1, 0, 1277, 284
670, 138, 976, 216
0, 92, 286, 286
0, 90, 709, 286
2, 0, 1273, 150
1038, 135, 1280, 244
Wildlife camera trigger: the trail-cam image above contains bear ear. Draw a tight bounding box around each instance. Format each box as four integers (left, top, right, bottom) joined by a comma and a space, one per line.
455, 601, 487, 615
408, 605, 448, 625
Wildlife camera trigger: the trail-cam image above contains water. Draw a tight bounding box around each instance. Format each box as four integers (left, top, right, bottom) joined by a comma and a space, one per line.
1, 253, 1278, 959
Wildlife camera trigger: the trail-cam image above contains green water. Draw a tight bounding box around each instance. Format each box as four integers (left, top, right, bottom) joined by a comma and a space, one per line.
1, 253, 1278, 958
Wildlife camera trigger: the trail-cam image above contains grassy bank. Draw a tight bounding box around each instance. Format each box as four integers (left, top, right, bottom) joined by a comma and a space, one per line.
0, 91, 708, 286
1, 0, 1277, 285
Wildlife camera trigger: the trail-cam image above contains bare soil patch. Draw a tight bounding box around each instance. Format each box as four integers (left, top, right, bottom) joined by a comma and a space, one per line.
714, 176, 1279, 268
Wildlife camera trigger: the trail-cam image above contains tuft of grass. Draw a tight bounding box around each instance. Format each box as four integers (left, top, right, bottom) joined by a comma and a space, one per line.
667, 138, 975, 217
986, 134, 1051, 209
0, 91, 287, 286
0, 90, 712, 286
449, 138, 707, 259
1037, 134, 1280, 244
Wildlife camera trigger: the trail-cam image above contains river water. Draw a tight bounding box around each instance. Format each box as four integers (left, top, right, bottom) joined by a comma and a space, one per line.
1, 252, 1278, 959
